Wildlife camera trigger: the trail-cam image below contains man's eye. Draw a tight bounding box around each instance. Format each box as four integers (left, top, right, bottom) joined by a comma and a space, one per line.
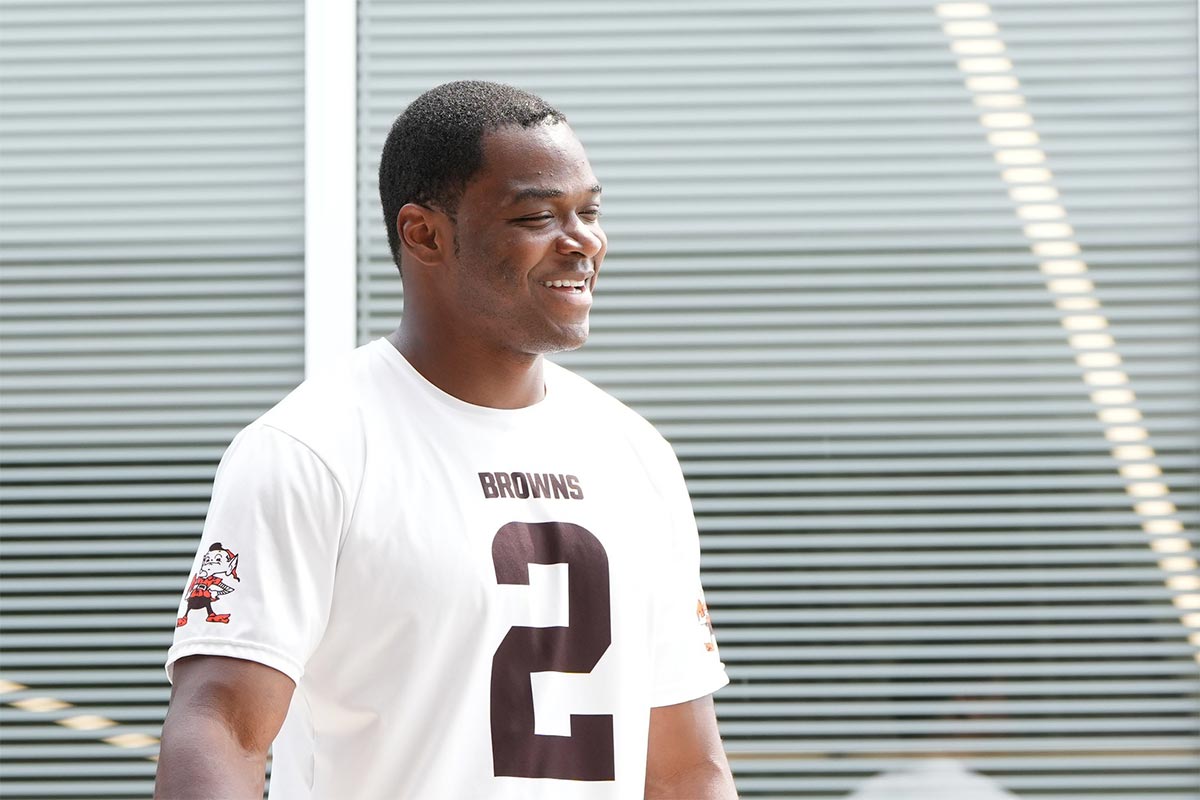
579, 209, 602, 220
517, 214, 553, 223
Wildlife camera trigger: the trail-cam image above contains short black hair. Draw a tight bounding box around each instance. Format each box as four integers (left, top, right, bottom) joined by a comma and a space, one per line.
378, 80, 567, 272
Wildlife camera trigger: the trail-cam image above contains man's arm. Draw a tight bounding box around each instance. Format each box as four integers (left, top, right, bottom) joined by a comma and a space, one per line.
155, 655, 295, 800
645, 694, 737, 799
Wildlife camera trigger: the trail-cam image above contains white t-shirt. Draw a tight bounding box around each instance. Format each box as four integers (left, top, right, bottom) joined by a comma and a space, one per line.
166, 338, 728, 799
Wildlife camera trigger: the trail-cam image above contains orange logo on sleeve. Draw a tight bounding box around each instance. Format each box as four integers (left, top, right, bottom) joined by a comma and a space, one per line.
696, 599, 716, 652
176, 543, 240, 627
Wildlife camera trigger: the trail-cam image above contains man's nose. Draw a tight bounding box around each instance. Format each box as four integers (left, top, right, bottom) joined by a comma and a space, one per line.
557, 216, 605, 258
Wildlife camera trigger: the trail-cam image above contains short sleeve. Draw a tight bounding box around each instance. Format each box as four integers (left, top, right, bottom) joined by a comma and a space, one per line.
648, 440, 729, 707
165, 424, 344, 685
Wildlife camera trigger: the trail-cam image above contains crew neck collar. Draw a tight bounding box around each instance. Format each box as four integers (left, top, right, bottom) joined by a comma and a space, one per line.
372, 337, 555, 418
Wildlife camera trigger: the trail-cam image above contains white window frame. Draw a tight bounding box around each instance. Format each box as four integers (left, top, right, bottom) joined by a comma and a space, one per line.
304, 0, 359, 377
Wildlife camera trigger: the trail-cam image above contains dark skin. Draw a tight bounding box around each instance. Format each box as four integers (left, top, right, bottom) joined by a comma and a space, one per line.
154, 656, 291, 799
155, 122, 736, 799
389, 120, 606, 409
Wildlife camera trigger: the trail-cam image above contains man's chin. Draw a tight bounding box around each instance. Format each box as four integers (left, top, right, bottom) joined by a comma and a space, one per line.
529, 324, 589, 355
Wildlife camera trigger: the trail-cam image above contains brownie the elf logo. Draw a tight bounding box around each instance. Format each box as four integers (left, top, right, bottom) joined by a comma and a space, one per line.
696, 598, 716, 652
176, 542, 240, 627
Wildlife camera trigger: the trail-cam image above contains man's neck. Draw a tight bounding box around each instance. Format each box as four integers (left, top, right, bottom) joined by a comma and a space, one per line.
387, 326, 545, 410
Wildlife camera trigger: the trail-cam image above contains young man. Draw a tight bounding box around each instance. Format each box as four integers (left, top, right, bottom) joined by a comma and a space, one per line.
156, 81, 736, 799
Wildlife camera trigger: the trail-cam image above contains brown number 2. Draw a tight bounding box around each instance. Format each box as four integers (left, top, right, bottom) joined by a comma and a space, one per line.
490, 521, 615, 781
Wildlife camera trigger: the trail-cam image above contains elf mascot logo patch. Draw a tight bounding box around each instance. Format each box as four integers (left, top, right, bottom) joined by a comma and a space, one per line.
697, 598, 716, 652
176, 542, 240, 627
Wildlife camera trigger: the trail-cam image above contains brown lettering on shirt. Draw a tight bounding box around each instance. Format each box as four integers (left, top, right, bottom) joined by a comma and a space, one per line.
478, 472, 585, 500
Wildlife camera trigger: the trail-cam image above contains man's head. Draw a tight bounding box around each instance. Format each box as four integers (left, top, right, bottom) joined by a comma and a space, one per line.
379, 80, 568, 270
379, 81, 607, 357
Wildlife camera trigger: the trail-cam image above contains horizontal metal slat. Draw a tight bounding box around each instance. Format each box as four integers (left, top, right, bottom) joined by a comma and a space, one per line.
727, 753, 1200, 772
714, 697, 1200, 716
698, 528, 1199, 550
0, 781, 154, 798
1, 558, 192, 575
712, 605, 1193, 624
715, 716, 1200, 735
705, 586, 1185, 604
704, 549, 1181, 568
702, 567, 1196, 586
690, 493, 1188, 513
716, 624, 1191, 642
719, 679, 1200, 698
2, 597, 182, 612
725, 661, 1200, 679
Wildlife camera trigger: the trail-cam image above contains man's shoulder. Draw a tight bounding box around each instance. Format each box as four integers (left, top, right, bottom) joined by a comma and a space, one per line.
243, 341, 388, 463
545, 360, 672, 452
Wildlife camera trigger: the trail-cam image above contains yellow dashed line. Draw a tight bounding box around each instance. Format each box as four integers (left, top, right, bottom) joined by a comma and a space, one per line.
3, 676, 161, 760
936, 1, 1199, 663
104, 732, 162, 749
58, 714, 118, 731
10, 696, 72, 713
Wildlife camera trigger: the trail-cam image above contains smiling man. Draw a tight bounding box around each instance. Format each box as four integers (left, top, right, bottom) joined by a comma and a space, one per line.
155, 81, 736, 800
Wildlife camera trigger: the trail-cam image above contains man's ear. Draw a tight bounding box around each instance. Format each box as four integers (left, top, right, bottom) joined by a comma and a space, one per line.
396, 203, 450, 268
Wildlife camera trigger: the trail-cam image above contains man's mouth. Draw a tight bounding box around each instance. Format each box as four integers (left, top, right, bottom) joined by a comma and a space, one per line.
538, 279, 588, 293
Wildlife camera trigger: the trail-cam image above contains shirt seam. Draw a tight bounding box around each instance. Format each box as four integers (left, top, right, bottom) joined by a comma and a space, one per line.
336, 411, 368, 562
259, 422, 354, 549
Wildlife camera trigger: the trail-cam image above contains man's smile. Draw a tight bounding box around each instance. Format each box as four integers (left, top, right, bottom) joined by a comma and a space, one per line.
538, 278, 587, 292
535, 270, 596, 304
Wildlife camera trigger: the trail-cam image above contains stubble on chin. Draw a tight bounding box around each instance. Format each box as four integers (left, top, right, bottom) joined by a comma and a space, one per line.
451, 253, 593, 355
519, 318, 590, 356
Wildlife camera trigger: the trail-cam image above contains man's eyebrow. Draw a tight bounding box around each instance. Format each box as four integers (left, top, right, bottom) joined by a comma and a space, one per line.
508, 183, 603, 203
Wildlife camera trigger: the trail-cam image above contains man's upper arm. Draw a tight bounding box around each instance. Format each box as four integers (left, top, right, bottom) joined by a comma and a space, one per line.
155, 655, 296, 799
166, 424, 345, 684
645, 694, 737, 799
169, 655, 295, 748
645, 433, 729, 706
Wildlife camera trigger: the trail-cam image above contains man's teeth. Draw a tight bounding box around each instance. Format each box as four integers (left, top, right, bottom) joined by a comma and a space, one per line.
542, 280, 586, 288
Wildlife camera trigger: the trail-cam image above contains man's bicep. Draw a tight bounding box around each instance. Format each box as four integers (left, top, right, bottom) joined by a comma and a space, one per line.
645, 694, 736, 799
156, 656, 295, 799
168, 655, 295, 750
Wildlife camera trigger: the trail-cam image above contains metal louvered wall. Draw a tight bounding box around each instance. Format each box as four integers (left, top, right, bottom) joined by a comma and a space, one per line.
0, 1, 306, 797
358, 1, 1200, 798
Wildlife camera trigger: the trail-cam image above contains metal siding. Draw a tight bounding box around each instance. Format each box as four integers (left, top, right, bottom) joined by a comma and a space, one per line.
358, 0, 1200, 797
0, 0, 306, 796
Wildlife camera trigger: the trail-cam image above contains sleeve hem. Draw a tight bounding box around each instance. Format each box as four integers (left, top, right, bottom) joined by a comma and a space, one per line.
650, 667, 730, 708
165, 638, 304, 686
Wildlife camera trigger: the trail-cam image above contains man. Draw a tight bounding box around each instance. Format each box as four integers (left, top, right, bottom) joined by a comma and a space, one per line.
156, 80, 736, 799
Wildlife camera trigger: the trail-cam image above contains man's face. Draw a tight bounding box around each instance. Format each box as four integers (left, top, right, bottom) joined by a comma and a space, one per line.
441, 122, 607, 356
